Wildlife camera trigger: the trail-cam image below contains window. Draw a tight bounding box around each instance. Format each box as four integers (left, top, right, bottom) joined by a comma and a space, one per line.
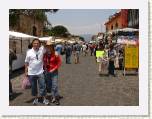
111, 25, 113, 30
115, 22, 118, 28
33, 26, 37, 36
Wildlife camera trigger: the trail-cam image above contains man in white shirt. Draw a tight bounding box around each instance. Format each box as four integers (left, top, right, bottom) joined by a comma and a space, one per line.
25, 38, 49, 105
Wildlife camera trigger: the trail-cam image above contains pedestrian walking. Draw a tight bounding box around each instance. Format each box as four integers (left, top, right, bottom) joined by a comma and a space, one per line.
25, 38, 49, 105
82, 43, 87, 56
65, 43, 72, 64
43, 40, 62, 105
55, 43, 63, 55
96, 43, 106, 75
89, 43, 94, 56
108, 44, 116, 76
73, 43, 81, 64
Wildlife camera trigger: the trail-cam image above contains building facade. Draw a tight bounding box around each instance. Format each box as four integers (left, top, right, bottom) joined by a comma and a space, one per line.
104, 9, 128, 32
128, 9, 139, 28
9, 14, 44, 37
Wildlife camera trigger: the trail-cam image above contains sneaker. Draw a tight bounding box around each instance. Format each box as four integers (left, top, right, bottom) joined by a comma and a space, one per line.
55, 100, 60, 105
33, 98, 39, 105
51, 98, 56, 103
43, 98, 49, 105
51, 98, 60, 105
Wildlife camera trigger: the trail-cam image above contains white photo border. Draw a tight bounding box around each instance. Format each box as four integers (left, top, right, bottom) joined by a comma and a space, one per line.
0, 0, 148, 116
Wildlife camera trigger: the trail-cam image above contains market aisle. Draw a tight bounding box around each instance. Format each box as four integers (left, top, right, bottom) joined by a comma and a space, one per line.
10, 53, 139, 106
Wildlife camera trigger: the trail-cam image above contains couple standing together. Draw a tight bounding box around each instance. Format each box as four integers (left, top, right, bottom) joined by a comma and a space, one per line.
25, 38, 62, 105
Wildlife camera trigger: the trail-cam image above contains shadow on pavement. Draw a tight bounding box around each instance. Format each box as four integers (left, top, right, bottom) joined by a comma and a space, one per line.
9, 92, 23, 101
99, 74, 109, 77
122, 73, 138, 76
25, 98, 35, 103
10, 67, 24, 79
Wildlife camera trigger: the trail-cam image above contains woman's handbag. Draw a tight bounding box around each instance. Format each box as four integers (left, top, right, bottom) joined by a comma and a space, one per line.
21, 76, 31, 89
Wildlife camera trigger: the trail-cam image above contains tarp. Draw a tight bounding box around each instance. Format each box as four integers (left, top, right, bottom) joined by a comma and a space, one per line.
9, 31, 38, 39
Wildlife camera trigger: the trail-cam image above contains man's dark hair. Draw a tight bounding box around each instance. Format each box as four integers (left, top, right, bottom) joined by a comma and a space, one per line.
31, 38, 41, 45
109, 43, 114, 50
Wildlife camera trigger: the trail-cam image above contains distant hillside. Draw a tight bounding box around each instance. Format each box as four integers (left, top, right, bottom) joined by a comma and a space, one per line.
79, 34, 93, 42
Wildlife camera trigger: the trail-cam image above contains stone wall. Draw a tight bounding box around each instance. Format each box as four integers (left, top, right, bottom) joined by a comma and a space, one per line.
10, 14, 44, 37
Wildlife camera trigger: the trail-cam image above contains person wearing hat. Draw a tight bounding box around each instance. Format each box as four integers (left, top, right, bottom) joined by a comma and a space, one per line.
25, 38, 49, 105
43, 40, 62, 105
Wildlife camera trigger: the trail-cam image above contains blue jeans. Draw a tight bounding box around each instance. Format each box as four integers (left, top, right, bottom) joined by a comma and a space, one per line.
29, 73, 46, 97
46, 70, 59, 98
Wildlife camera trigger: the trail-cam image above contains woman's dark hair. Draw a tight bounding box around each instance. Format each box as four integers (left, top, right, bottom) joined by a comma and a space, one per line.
99, 42, 105, 50
31, 38, 41, 45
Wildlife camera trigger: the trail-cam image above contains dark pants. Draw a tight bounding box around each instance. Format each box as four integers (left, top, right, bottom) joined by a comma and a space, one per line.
9, 70, 13, 95
90, 50, 93, 56
108, 61, 115, 75
66, 55, 71, 64
9, 80, 13, 95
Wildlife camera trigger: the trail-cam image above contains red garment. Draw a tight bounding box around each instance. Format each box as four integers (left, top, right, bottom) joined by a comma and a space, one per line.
43, 53, 61, 72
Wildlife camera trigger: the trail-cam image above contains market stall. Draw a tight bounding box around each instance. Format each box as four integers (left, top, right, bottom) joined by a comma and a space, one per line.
9, 31, 38, 70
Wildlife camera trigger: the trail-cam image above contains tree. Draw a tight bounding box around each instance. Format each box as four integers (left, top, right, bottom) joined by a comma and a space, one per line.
50, 25, 69, 37
9, 9, 58, 27
79, 36, 85, 41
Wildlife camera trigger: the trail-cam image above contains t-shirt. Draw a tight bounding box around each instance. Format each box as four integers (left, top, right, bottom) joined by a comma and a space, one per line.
25, 47, 45, 75
82, 45, 87, 51
55, 44, 62, 55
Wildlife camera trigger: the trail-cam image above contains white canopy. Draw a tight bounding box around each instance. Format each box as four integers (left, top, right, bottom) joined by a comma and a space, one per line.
107, 28, 139, 34
55, 39, 63, 43
67, 40, 75, 44
117, 39, 138, 45
39, 36, 54, 41
116, 28, 139, 32
9, 31, 38, 39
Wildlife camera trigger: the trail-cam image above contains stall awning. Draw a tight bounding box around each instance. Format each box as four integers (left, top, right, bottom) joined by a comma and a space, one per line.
9, 31, 38, 40
39, 36, 54, 41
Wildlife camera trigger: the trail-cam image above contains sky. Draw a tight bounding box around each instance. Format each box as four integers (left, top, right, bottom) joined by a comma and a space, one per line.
46, 9, 119, 36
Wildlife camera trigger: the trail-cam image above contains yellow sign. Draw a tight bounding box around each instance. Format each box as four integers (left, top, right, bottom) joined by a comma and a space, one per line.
96, 51, 105, 58
125, 46, 139, 68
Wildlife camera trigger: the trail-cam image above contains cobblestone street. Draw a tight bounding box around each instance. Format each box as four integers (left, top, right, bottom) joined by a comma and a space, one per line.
10, 53, 139, 106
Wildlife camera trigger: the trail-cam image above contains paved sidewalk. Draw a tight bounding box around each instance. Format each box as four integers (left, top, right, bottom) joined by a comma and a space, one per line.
10, 53, 139, 106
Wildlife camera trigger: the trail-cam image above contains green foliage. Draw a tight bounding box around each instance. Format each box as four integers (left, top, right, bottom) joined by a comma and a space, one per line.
9, 9, 58, 27
79, 36, 85, 41
9, 12, 19, 27
50, 25, 69, 37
